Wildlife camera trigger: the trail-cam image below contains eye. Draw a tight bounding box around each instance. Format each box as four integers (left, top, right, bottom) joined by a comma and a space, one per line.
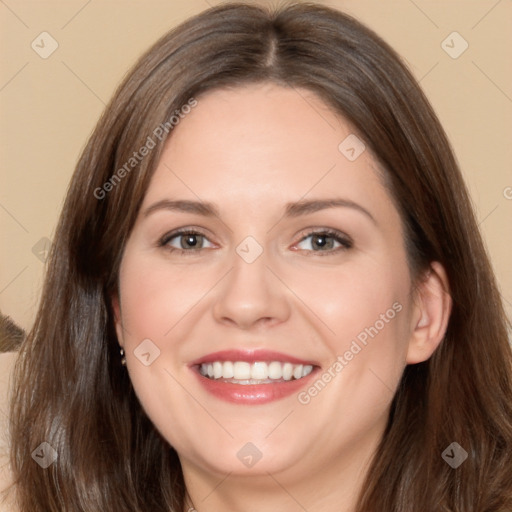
294, 229, 352, 254
160, 229, 215, 253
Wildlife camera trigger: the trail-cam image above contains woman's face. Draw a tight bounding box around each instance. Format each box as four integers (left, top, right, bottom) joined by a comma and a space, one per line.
114, 82, 421, 483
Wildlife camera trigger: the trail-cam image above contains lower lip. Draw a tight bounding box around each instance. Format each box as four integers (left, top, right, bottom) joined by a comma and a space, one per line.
192, 368, 318, 405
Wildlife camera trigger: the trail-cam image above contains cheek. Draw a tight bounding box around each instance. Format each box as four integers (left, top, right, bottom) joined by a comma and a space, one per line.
287, 256, 411, 409
118, 252, 215, 342
284, 254, 411, 352
294, 286, 409, 450
116, 253, 213, 450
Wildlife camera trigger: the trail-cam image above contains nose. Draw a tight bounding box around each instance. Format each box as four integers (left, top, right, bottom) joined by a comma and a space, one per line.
212, 250, 291, 330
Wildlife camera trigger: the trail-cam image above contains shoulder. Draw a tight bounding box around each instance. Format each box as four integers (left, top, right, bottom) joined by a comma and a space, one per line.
0, 351, 20, 512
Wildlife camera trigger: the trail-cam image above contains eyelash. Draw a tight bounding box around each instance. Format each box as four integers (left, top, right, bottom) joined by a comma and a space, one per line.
294, 228, 353, 256
158, 228, 353, 256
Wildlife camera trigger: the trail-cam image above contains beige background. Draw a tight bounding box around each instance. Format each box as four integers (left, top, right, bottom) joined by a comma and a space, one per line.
1, 0, 511, 332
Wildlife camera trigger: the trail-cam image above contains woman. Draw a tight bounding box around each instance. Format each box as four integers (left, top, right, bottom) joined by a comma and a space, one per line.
3, 2, 511, 511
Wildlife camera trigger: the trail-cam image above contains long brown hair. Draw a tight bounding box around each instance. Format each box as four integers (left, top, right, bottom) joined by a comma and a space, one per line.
7, 2, 511, 510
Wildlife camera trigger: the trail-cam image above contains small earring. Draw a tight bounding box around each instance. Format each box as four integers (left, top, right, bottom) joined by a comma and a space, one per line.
120, 348, 126, 366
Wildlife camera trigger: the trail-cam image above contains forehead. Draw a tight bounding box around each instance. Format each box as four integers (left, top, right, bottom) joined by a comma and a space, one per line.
143, 82, 392, 218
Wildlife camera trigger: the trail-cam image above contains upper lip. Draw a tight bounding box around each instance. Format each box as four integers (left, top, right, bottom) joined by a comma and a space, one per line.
190, 349, 319, 367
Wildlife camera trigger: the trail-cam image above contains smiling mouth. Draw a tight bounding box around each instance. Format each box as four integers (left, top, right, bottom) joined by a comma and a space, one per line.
198, 361, 314, 384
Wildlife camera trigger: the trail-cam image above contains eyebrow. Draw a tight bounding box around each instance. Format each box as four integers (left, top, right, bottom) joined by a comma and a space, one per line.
143, 198, 376, 224
143, 199, 219, 218
284, 198, 376, 224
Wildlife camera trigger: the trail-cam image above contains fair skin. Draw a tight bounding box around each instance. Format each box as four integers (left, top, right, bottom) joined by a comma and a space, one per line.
113, 82, 451, 512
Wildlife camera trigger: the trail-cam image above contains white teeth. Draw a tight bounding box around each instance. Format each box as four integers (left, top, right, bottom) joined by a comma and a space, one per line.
282, 362, 293, 381
233, 361, 251, 379
268, 361, 282, 379
251, 362, 268, 379
223, 361, 234, 379
213, 361, 223, 379
302, 365, 313, 377
199, 361, 315, 383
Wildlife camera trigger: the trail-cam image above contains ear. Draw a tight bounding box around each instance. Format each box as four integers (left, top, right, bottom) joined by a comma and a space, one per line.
111, 293, 124, 348
406, 261, 452, 364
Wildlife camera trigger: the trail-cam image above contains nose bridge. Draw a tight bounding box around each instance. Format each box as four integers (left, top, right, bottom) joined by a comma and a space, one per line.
212, 240, 290, 328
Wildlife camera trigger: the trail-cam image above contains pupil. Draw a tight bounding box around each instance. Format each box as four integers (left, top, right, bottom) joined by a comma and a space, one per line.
183, 234, 199, 248
313, 234, 331, 249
